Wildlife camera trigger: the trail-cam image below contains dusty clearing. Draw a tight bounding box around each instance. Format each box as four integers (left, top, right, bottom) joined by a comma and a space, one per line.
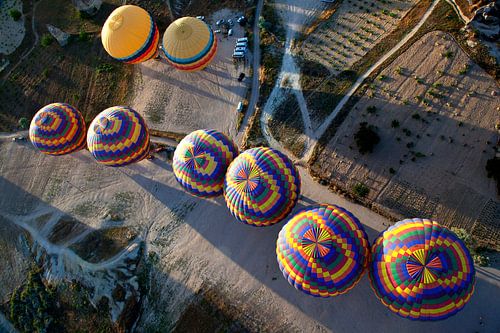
1, 134, 499, 332
0, 0, 25, 55
131, 9, 251, 138
311, 31, 499, 249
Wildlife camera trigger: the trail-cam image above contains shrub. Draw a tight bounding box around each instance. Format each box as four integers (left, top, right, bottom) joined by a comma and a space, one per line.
391, 120, 400, 128
442, 50, 453, 58
18, 117, 28, 129
367, 105, 377, 114
411, 113, 421, 120
78, 31, 91, 42
9, 9, 22, 21
353, 183, 369, 198
41, 34, 53, 47
486, 158, 500, 194
96, 63, 115, 74
354, 122, 380, 154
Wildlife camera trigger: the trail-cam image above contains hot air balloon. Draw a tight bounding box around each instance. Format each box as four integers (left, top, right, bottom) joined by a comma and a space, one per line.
87, 106, 150, 167
277, 204, 370, 297
162, 16, 217, 71
224, 147, 300, 227
101, 5, 160, 64
173, 129, 238, 197
369, 218, 475, 321
29, 103, 86, 155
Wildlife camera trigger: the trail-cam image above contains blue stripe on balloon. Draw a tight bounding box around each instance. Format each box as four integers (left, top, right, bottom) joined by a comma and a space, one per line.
116, 16, 156, 61
162, 23, 214, 64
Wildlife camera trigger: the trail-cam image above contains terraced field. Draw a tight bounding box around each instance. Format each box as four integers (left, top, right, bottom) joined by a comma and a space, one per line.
302, 0, 418, 74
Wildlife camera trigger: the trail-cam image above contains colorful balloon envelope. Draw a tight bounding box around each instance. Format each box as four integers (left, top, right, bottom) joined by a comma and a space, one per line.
87, 106, 150, 167
224, 147, 300, 227
162, 17, 217, 71
101, 5, 160, 64
277, 204, 370, 297
173, 129, 238, 197
369, 218, 475, 321
29, 103, 86, 155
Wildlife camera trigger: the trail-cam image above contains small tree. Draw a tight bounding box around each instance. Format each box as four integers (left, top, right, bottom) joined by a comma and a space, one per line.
353, 183, 369, 198
18, 117, 29, 129
9, 9, 22, 21
354, 122, 380, 154
41, 34, 53, 47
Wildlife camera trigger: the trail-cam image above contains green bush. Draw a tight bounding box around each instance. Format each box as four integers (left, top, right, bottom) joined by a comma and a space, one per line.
354, 122, 380, 154
96, 63, 115, 74
391, 119, 400, 128
353, 183, 369, 198
18, 117, 29, 129
78, 31, 91, 42
41, 34, 53, 47
9, 9, 22, 21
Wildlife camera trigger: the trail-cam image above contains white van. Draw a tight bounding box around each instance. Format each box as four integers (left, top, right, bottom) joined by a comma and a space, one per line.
232, 51, 245, 58
236, 42, 247, 48
236, 102, 244, 112
237, 37, 248, 43
235, 47, 246, 53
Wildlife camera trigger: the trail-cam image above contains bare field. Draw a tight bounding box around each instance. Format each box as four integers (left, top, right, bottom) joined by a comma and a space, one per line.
131, 9, 251, 139
311, 31, 500, 248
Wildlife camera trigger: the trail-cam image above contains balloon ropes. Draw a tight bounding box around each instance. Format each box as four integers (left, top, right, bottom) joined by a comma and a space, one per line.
224, 147, 300, 227
277, 204, 370, 297
369, 218, 475, 321
162, 17, 217, 71
87, 106, 150, 167
101, 5, 160, 64
29, 103, 86, 155
173, 129, 238, 197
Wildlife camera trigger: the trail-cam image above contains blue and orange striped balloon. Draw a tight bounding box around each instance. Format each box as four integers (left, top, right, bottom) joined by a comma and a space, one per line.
369, 218, 476, 321
29, 103, 86, 155
277, 204, 370, 297
87, 106, 150, 167
173, 129, 238, 197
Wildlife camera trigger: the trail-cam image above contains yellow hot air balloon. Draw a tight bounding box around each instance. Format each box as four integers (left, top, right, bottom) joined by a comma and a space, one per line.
162, 17, 217, 71
101, 5, 160, 64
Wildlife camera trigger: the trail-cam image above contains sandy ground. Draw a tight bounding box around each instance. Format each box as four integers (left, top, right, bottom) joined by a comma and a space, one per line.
0, 135, 499, 332
312, 31, 499, 247
0, 0, 25, 55
131, 9, 251, 139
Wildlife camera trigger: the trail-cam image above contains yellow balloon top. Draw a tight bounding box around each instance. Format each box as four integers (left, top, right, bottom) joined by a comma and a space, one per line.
101, 5, 154, 60
162, 17, 213, 63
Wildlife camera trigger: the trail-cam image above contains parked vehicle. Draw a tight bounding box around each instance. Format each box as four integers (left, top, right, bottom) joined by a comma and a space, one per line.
228, 29, 233, 36
237, 16, 247, 25
232, 51, 245, 58
216, 19, 225, 26
228, 19, 234, 26
235, 47, 246, 53
238, 73, 245, 82
236, 102, 244, 112
196, 16, 205, 21
214, 29, 221, 33
236, 42, 247, 48
237, 37, 248, 43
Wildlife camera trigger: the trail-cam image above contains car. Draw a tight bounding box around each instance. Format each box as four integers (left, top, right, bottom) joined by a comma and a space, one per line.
237, 73, 245, 82
196, 16, 205, 21
237, 16, 247, 25
236, 102, 244, 112
237, 37, 248, 43
234, 47, 246, 53
236, 42, 247, 48
228, 29, 233, 36
232, 51, 245, 58
228, 19, 234, 26
216, 19, 225, 26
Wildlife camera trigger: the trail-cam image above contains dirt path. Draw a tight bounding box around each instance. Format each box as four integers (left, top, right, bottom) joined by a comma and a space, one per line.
236, 0, 264, 144
260, 0, 324, 154
302, 0, 441, 163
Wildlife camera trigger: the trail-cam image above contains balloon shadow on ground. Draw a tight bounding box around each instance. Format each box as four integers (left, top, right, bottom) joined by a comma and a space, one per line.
129, 171, 500, 333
